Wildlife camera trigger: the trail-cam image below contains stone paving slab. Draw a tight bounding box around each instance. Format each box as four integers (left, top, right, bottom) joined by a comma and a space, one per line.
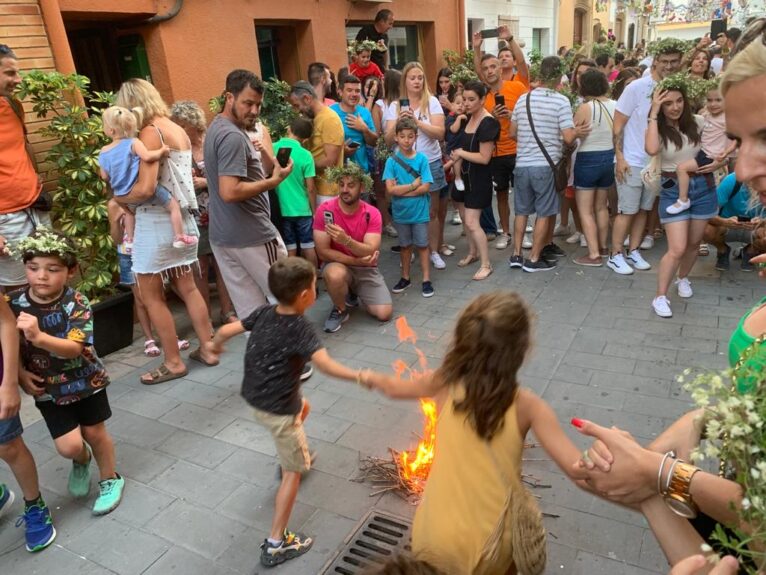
0, 223, 760, 574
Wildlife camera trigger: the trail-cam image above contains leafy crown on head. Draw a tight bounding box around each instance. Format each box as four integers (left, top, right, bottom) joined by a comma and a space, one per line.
348, 40, 381, 55
325, 163, 374, 192
7, 226, 77, 265
648, 37, 693, 57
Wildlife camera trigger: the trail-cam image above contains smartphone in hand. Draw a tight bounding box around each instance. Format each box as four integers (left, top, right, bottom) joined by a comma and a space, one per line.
495, 94, 505, 107
323, 210, 334, 226
480, 28, 500, 39
276, 147, 292, 168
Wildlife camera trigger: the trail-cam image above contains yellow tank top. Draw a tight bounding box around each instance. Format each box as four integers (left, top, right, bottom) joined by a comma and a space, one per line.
412, 388, 524, 574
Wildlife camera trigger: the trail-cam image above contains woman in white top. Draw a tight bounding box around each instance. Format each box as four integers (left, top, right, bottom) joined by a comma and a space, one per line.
384, 62, 448, 270
645, 85, 718, 319
572, 69, 616, 266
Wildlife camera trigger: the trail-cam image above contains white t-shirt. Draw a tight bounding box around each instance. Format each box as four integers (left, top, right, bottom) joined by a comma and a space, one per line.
615, 74, 656, 167
660, 115, 704, 172
383, 96, 444, 162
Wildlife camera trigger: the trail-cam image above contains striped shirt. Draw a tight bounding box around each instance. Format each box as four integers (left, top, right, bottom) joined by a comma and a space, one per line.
512, 88, 574, 167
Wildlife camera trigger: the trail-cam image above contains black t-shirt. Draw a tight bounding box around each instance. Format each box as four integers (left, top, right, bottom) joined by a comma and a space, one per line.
241, 305, 322, 415
356, 24, 388, 71
459, 115, 500, 190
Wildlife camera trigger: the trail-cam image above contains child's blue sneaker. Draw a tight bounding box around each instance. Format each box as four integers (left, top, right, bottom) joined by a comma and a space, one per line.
0, 483, 15, 518
16, 501, 56, 552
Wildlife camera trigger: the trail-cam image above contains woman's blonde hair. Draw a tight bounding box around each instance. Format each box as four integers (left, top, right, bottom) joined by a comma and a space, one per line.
115, 78, 169, 129
401, 61, 434, 116
169, 100, 207, 134
721, 21, 766, 96
102, 106, 138, 139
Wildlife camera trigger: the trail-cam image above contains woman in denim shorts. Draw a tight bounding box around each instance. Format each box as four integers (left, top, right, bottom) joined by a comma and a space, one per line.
645, 85, 718, 318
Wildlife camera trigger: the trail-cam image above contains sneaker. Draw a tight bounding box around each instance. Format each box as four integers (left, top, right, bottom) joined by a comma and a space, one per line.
676, 277, 693, 298
553, 224, 570, 237
0, 484, 15, 518
430, 252, 446, 270
579, 234, 588, 248
300, 363, 313, 381
607, 253, 634, 275
345, 291, 360, 308
508, 254, 524, 269
522, 259, 557, 272
16, 500, 56, 552
640, 235, 654, 250
525, 223, 534, 233
627, 249, 651, 270
666, 199, 691, 214
390, 245, 402, 253
495, 234, 510, 250
542, 243, 565, 258
383, 223, 399, 238
521, 234, 533, 249
573, 255, 603, 267
421, 281, 434, 298
92, 474, 125, 516
451, 212, 462, 225
454, 178, 465, 191
260, 530, 313, 567
565, 232, 582, 244
392, 278, 412, 293
742, 249, 755, 272
324, 307, 349, 333
652, 295, 673, 318
715, 247, 731, 271
172, 234, 199, 249
68, 443, 92, 498
486, 232, 497, 241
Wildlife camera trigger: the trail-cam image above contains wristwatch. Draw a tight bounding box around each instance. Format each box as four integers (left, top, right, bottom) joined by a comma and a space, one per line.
663, 461, 700, 519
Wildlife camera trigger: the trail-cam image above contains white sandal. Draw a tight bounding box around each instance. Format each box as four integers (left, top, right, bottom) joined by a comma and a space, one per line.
144, 340, 161, 357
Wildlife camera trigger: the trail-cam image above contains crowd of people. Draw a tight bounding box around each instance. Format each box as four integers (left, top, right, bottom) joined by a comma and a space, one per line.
0, 7, 765, 574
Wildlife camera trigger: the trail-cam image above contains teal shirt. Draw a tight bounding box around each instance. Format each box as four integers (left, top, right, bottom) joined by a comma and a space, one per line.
717, 173, 762, 219
330, 103, 376, 172
382, 152, 433, 225
273, 138, 316, 218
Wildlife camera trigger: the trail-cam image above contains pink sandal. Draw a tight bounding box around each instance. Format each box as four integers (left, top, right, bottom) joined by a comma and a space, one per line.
144, 340, 161, 357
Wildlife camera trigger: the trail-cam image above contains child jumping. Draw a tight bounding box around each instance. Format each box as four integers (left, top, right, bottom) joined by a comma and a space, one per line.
99, 105, 197, 252
210, 257, 389, 567
364, 291, 590, 574
383, 117, 434, 298
666, 84, 737, 215
7, 229, 124, 516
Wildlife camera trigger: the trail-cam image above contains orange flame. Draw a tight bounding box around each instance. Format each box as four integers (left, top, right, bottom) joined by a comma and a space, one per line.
393, 316, 437, 493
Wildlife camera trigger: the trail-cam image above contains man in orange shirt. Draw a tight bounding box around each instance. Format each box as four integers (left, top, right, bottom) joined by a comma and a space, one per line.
0, 45, 48, 290
473, 29, 529, 250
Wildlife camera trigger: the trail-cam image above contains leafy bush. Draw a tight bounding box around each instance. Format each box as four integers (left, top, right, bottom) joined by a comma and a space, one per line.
16, 71, 116, 302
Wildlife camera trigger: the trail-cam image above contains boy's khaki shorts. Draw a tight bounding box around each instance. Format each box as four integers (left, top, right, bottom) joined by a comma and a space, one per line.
253, 407, 311, 473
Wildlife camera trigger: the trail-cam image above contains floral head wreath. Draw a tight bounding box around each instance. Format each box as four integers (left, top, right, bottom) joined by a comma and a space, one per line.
347, 40, 381, 55
654, 72, 719, 103
325, 163, 374, 192
7, 226, 78, 267
648, 37, 694, 57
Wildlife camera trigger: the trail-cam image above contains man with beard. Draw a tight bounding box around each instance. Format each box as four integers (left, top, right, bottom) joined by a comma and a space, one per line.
288, 81, 344, 205
313, 166, 392, 333
330, 75, 378, 173
203, 69, 293, 319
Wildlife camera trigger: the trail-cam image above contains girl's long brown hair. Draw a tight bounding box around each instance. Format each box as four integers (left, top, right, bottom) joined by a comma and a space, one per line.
658, 88, 701, 150
437, 292, 531, 441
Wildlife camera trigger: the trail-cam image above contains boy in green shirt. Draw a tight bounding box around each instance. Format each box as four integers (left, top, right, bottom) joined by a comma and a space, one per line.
273, 118, 318, 268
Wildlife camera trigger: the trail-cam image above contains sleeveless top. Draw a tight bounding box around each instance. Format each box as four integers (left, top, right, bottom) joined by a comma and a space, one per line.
152, 125, 197, 211
412, 387, 523, 574
728, 296, 766, 394
578, 99, 616, 153
98, 138, 140, 197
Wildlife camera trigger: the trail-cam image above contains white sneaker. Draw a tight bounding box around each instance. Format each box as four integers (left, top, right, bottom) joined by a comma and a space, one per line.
565, 232, 582, 244
652, 295, 673, 318
640, 235, 654, 250
554, 224, 571, 237
607, 253, 634, 275
451, 212, 462, 225
525, 223, 533, 233
666, 199, 691, 215
495, 234, 510, 250
579, 234, 588, 248
522, 234, 533, 249
623, 236, 630, 247
430, 251, 446, 270
676, 277, 693, 298
383, 223, 399, 238
627, 249, 651, 270
454, 178, 465, 192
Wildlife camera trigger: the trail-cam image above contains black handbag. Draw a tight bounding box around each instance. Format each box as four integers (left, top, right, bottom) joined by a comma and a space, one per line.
525, 91, 573, 195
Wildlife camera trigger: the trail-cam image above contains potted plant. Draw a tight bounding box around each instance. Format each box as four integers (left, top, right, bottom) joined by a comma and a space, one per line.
16, 71, 133, 356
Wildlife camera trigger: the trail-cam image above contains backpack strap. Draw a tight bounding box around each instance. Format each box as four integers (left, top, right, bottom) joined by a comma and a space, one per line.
392, 153, 421, 179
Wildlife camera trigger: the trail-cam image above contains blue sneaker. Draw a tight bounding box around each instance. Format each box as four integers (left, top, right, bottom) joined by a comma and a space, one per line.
0, 483, 15, 518
16, 501, 56, 552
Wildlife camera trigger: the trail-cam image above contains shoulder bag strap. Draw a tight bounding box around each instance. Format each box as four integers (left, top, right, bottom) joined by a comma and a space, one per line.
525, 91, 557, 173
392, 153, 421, 179
595, 99, 613, 129
5, 96, 27, 136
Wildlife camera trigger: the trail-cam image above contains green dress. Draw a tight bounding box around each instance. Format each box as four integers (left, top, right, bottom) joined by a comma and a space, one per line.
727, 296, 766, 393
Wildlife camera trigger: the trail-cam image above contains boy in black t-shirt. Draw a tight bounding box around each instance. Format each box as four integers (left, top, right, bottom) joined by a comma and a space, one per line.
211, 257, 382, 567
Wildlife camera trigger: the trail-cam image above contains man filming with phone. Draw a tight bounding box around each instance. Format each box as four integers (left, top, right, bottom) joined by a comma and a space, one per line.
330, 74, 378, 174
313, 165, 392, 333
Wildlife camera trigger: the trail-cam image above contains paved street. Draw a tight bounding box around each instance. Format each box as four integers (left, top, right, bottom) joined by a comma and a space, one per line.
0, 222, 760, 575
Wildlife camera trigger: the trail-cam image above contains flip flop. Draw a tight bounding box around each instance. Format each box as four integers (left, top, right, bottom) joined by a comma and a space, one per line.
140, 364, 188, 385
189, 347, 220, 367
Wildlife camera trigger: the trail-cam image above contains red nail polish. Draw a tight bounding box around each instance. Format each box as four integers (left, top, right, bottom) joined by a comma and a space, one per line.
571, 417, 584, 429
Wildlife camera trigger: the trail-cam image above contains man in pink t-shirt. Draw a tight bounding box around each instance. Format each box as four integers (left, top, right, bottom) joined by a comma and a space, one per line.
313, 169, 392, 333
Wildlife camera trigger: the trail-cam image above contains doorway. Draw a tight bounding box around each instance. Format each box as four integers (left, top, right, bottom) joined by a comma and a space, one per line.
254, 23, 304, 84
574, 9, 586, 46
628, 23, 635, 51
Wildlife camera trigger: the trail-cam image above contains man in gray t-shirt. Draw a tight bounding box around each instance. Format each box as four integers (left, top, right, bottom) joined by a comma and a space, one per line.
204, 69, 293, 318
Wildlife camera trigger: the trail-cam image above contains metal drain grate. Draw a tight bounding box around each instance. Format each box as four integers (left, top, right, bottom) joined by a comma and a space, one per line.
321, 510, 412, 574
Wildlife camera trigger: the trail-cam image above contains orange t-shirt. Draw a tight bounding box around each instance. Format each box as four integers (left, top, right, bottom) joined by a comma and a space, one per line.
0, 99, 38, 214
484, 75, 529, 157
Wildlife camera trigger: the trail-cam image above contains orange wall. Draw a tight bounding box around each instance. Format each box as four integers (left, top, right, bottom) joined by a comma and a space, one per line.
59, 0, 462, 115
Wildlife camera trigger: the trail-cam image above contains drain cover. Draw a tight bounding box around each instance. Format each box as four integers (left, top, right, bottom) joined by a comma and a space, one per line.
321, 510, 413, 574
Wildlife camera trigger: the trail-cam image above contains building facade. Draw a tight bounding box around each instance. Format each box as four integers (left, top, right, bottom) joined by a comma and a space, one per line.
463, 0, 557, 55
